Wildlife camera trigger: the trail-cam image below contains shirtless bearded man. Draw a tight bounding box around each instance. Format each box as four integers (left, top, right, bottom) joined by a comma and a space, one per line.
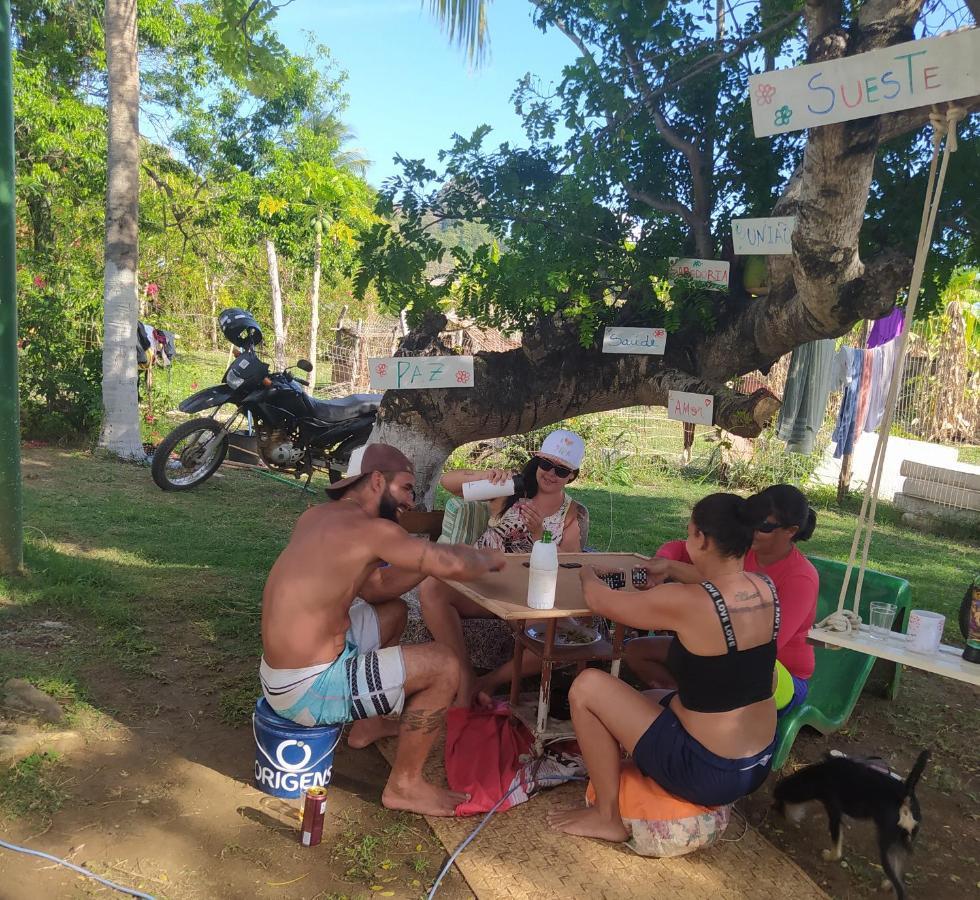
260, 443, 503, 817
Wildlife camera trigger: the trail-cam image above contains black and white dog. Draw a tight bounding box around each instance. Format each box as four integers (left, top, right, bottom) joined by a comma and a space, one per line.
773, 749, 930, 899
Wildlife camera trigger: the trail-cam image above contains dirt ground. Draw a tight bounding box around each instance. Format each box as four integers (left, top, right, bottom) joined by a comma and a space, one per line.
0, 615, 472, 900
3, 629, 977, 899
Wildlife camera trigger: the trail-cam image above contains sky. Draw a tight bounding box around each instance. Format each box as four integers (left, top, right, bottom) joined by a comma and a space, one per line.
270, 1, 579, 188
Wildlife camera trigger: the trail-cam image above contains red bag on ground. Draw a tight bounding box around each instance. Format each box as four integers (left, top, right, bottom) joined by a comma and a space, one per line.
444, 700, 535, 816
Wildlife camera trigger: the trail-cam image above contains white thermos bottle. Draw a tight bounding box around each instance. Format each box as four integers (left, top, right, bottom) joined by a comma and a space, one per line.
462, 474, 525, 502
526, 530, 559, 610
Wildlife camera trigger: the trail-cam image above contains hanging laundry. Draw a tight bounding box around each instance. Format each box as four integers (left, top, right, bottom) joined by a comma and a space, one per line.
776, 339, 836, 454
867, 307, 904, 349
853, 348, 874, 434
865, 336, 902, 432
832, 348, 864, 459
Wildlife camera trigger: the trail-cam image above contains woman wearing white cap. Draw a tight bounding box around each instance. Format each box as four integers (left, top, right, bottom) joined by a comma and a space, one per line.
420, 429, 589, 706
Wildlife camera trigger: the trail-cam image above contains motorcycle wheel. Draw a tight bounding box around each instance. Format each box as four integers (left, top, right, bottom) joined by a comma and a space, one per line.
151, 418, 229, 491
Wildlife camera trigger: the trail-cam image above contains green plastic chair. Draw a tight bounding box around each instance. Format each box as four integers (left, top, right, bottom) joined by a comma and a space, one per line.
771, 556, 911, 770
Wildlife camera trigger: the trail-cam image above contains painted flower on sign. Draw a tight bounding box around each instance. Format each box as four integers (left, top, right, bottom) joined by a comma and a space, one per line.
754, 83, 776, 105
376, 363, 388, 377
455, 370, 471, 384
774, 105, 793, 127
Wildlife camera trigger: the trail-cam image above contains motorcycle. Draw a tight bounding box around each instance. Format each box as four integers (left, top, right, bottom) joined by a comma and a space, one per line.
150, 308, 380, 491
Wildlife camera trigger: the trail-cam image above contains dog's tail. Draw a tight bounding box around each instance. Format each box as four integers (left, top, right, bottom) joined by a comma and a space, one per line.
905, 749, 930, 793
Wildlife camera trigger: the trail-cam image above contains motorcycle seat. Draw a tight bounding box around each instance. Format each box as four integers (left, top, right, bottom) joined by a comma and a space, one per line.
308, 393, 382, 423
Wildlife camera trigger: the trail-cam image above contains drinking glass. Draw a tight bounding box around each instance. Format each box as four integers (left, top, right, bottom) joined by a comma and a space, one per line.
869, 601, 898, 640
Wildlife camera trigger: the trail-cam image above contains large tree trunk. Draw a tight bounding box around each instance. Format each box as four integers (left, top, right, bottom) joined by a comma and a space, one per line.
265, 238, 287, 371
307, 213, 322, 395
99, 0, 144, 460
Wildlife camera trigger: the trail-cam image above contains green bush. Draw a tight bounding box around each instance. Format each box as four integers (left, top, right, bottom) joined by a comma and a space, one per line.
17, 272, 102, 441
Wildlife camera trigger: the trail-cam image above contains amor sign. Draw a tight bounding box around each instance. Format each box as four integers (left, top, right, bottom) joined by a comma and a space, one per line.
369, 356, 475, 390
667, 390, 714, 426
749, 29, 980, 138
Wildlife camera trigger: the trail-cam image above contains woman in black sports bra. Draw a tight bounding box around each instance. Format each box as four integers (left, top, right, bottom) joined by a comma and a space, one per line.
549, 493, 779, 843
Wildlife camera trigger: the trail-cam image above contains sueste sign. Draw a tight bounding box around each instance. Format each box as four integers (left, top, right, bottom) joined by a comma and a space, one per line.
732, 217, 795, 255
668, 258, 730, 290
601, 327, 667, 355
667, 390, 714, 426
750, 29, 980, 138
369, 356, 474, 390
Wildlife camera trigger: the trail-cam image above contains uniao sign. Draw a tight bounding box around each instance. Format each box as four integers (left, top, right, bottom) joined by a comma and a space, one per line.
732, 217, 796, 256
749, 29, 980, 137
601, 327, 667, 355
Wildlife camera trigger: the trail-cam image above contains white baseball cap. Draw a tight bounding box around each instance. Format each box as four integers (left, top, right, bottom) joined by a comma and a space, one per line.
537, 429, 585, 471
346, 444, 367, 476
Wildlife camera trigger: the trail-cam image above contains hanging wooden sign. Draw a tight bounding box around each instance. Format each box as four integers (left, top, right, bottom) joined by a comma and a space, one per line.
369, 356, 474, 390
601, 327, 667, 355
749, 28, 980, 138
667, 390, 714, 426
732, 217, 796, 255
668, 257, 730, 290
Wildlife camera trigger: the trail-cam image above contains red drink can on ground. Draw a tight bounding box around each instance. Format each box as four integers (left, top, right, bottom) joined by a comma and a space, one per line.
300, 786, 328, 847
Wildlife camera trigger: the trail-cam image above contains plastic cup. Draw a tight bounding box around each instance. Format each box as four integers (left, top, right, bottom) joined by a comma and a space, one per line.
868, 601, 898, 640
906, 610, 945, 655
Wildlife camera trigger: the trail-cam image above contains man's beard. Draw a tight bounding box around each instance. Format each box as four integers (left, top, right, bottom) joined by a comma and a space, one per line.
378, 489, 400, 522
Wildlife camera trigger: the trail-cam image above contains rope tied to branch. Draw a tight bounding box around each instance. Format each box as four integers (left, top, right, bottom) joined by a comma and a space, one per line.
815, 102, 965, 635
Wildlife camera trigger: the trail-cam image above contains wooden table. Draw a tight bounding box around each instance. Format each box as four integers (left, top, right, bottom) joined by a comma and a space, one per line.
808, 625, 980, 687
444, 551, 647, 741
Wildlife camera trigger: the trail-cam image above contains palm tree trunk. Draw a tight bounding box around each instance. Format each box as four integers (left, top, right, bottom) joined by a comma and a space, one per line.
265, 238, 287, 371
307, 213, 323, 395
99, 0, 144, 459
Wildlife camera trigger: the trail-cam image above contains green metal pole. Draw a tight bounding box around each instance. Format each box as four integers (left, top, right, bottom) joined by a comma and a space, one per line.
0, 0, 22, 574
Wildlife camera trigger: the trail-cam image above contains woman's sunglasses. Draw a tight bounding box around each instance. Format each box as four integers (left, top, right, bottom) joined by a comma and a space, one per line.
756, 520, 787, 533
536, 457, 575, 479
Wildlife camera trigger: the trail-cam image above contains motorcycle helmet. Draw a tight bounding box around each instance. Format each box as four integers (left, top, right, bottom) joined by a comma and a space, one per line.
219, 308, 263, 348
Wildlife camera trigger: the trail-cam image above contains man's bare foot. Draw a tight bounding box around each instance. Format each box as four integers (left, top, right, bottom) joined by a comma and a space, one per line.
348, 716, 400, 749
382, 777, 470, 817
547, 807, 629, 842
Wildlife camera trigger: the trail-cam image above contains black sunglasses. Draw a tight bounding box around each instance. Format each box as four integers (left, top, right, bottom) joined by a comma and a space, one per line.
537, 457, 574, 479
756, 520, 788, 533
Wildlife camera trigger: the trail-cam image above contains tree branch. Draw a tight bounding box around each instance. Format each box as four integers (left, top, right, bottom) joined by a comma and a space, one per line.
619, 36, 711, 255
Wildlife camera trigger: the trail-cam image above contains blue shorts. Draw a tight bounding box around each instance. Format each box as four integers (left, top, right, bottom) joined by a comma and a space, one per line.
260, 600, 406, 727
631, 694, 775, 807
777, 675, 809, 719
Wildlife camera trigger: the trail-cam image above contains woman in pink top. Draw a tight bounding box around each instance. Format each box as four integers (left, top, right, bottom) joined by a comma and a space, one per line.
624, 485, 818, 714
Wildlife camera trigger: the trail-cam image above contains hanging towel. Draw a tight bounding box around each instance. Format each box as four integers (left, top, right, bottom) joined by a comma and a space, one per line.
853, 348, 874, 434
776, 339, 837, 455
865, 337, 902, 432
867, 308, 904, 348
832, 348, 863, 459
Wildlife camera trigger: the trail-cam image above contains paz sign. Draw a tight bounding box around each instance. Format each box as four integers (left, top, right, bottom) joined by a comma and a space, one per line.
369, 356, 474, 390
749, 28, 980, 138
601, 327, 667, 355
